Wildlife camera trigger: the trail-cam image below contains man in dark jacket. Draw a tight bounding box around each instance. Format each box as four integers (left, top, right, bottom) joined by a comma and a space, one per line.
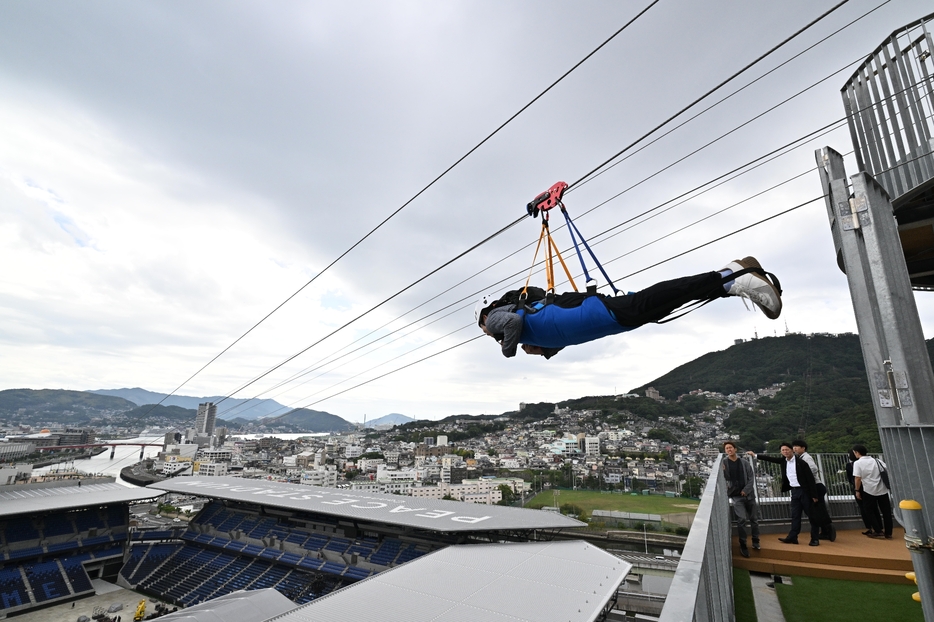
477, 257, 782, 358
792, 439, 835, 541
722, 441, 759, 557
747, 443, 822, 546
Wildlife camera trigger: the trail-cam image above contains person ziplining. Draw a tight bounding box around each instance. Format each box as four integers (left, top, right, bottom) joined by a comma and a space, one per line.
476, 181, 783, 359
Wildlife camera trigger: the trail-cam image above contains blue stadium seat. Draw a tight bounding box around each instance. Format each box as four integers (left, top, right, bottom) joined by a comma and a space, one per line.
24, 560, 70, 603
0, 566, 30, 611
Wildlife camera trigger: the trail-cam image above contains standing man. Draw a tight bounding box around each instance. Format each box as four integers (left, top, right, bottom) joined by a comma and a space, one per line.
722, 441, 759, 557
792, 440, 836, 542
851, 444, 893, 539
747, 443, 822, 546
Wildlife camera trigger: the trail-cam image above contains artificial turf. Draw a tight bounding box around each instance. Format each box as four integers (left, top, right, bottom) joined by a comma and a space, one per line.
525, 489, 699, 518
775, 575, 922, 622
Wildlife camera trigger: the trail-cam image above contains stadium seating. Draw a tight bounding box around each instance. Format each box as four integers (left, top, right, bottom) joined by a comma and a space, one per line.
0, 566, 30, 611
6, 546, 44, 561
23, 560, 70, 603
105, 506, 126, 528
42, 514, 76, 538
61, 559, 94, 594
124, 543, 183, 585
3, 519, 40, 543
72, 509, 106, 534
116, 500, 445, 610
120, 543, 152, 582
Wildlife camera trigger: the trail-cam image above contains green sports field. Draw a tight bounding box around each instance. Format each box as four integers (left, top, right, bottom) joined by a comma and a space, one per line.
525, 489, 699, 520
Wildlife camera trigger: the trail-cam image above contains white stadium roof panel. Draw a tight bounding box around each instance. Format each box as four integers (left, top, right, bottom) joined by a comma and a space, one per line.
0, 482, 163, 518
268, 541, 631, 622
150, 476, 584, 532
158, 588, 295, 622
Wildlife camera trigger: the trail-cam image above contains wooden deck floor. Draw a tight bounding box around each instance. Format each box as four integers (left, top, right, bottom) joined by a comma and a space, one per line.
732, 527, 915, 583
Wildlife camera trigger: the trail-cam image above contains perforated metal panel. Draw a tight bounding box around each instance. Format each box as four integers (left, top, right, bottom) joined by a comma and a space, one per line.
270, 541, 630, 622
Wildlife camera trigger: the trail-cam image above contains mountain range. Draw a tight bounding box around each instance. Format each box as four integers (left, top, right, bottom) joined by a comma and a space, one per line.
362, 413, 414, 427
89, 388, 286, 420
4, 333, 931, 446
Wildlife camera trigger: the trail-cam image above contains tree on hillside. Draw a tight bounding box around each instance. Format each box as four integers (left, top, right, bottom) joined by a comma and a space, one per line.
497, 484, 515, 506
682, 476, 703, 498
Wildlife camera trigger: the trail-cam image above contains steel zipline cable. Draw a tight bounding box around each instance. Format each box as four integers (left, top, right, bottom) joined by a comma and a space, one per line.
227, 80, 934, 418
568, 0, 891, 191
220, 77, 909, 420
146, 0, 863, 426
126, 1, 663, 421
564, 0, 852, 192
212, 29, 876, 420
226, 128, 853, 420
217, 96, 871, 418
292, 196, 826, 411
242, 93, 934, 416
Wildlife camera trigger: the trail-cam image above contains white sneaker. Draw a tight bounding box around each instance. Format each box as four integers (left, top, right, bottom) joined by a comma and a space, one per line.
722, 256, 782, 319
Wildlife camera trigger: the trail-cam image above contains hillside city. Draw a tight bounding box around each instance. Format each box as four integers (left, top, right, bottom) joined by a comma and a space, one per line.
1, 385, 783, 504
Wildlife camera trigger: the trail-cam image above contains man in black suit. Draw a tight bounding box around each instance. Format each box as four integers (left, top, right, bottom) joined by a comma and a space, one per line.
747, 442, 822, 546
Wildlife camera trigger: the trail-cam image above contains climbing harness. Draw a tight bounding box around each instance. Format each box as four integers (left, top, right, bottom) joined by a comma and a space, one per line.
522, 181, 620, 303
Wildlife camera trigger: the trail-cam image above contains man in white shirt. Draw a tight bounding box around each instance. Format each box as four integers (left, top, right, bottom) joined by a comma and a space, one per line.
747, 442, 821, 546
792, 440, 835, 542
851, 444, 892, 538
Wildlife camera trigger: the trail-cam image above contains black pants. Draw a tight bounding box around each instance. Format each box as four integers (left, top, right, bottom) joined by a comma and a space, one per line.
810, 483, 834, 537
554, 272, 727, 328
789, 487, 821, 541
863, 491, 893, 536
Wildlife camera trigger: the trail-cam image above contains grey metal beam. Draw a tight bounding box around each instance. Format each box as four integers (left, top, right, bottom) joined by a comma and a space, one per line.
817, 146, 934, 621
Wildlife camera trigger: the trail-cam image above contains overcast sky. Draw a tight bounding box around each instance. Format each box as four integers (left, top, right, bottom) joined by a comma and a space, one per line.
2, 0, 932, 422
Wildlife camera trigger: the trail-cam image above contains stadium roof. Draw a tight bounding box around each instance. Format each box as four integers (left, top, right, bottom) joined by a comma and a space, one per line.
267, 541, 631, 622
0, 482, 163, 518
158, 588, 294, 622
150, 477, 584, 532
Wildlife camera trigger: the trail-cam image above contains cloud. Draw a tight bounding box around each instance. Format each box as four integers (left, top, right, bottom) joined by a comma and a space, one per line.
0, 0, 931, 420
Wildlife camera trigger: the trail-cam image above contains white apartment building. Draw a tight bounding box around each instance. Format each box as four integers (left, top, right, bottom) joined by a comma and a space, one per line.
357, 458, 384, 472
581, 437, 601, 457
375, 464, 424, 482
301, 467, 338, 488
198, 448, 233, 462
350, 480, 414, 495
345, 445, 363, 459
410, 483, 502, 505
194, 461, 228, 477
408, 477, 528, 504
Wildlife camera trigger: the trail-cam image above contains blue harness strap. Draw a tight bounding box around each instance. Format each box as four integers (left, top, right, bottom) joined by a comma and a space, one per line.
560, 208, 619, 295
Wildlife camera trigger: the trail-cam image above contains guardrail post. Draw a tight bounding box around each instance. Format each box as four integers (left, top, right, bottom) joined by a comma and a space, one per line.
900, 500, 934, 618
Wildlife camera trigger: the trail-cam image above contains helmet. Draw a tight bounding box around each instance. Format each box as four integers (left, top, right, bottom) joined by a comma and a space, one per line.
474, 294, 495, 328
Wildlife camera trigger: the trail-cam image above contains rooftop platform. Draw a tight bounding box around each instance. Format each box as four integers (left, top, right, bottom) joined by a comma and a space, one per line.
732, 527, 914, 584
840, 11, 934, 289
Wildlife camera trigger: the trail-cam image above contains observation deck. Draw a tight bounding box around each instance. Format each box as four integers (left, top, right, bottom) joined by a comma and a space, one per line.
842, 12, 934, 288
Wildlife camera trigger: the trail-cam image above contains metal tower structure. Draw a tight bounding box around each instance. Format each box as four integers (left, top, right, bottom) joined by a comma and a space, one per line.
817, 11, 934, 619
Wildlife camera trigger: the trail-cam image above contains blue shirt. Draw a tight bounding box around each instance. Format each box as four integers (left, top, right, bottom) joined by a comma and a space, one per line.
518, 296, 633, 348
